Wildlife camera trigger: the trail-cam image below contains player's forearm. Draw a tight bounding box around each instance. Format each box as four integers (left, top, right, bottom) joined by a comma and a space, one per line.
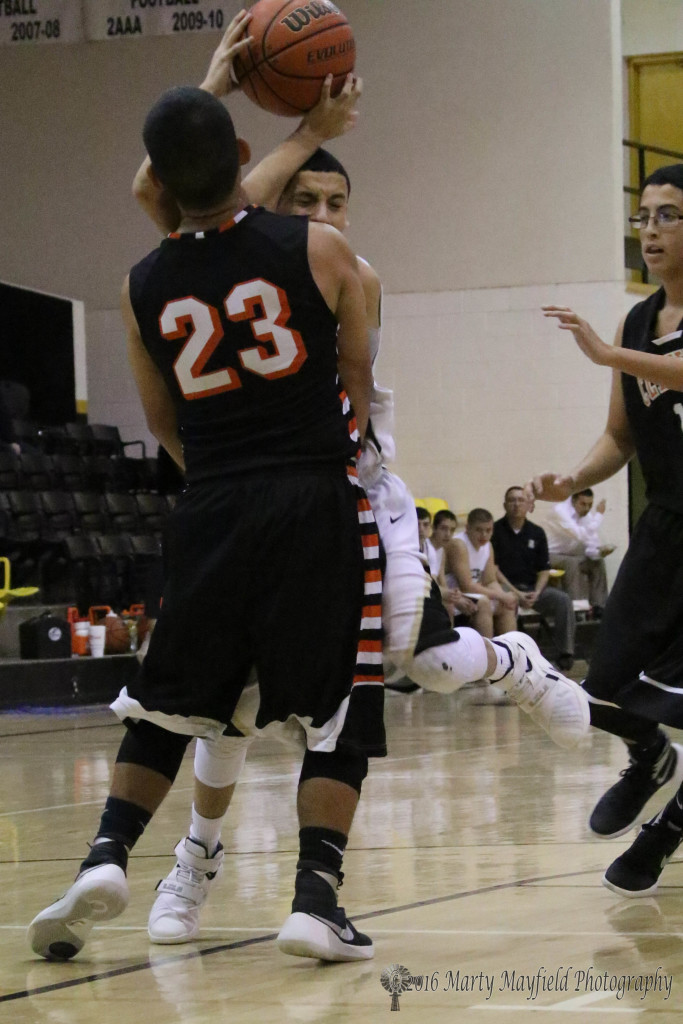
338, 358, 372, 439
242, 124, 327, 209
147, 418, 185, 472
495, 567, 519, 595
139, 395, 184, 471
568, 432, 634, 491
535, 570, 550, 595
605, 344, 683, 392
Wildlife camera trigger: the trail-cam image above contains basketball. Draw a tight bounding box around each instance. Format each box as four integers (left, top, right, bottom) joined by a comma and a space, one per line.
234, 0, 355, 117
104, 615, 132, 655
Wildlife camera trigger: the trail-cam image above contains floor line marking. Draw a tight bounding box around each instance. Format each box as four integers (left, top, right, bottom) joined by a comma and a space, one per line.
1, 867, 609, 1003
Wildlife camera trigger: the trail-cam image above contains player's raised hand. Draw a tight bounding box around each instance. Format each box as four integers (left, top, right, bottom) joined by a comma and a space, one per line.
302, 73, 363, 141
543, 306, 613, 367
200, 9, 253, 97
528, 472, 576, 503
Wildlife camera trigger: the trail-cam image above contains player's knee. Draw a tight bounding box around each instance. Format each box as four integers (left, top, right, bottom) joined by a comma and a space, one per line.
408, 627, 489, 693
116, 718, 191, 783
299, 748, 369, 794
194, 734, 253, 788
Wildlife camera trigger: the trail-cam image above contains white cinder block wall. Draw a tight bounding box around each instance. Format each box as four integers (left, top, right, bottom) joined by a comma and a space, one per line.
381, 281, 638, 586
2, 0, 683, 589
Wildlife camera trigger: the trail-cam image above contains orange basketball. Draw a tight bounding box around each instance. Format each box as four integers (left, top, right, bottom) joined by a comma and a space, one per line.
104, 615, 132, 655
234, 0, 355, 117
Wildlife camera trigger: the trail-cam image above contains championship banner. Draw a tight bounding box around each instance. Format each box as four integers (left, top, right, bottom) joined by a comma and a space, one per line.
84, 0, 234, 40
0, 0, 82, 45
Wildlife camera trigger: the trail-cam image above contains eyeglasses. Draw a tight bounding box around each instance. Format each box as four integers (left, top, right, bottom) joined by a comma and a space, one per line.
628, 206, 683, 231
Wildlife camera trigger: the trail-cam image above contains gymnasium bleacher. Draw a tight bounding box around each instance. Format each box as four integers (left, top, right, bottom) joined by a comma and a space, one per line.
2, 419, 168, 606
0, 417, 171, 709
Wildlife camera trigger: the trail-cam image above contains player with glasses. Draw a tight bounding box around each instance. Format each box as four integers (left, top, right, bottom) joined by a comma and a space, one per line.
532, 163, 683, 899
629, 206, 683, 230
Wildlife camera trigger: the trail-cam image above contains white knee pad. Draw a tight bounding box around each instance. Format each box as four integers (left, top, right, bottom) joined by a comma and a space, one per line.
194, 734, 253, 789
407, 627, 489, 694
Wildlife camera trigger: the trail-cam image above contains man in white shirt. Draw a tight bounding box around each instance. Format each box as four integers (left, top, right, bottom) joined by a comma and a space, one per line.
544, 488, 613, 611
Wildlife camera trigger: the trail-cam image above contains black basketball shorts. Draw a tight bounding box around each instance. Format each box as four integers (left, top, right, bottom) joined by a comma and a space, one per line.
584, 503, 683, 728
111, 464, 385, 755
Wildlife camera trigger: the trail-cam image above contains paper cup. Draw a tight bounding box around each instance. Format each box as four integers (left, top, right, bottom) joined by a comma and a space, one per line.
88, 624, 106, 658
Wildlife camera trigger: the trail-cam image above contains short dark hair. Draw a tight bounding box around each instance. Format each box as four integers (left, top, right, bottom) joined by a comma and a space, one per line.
143, 86, 239, 211
572, 488, 593, 500
415, 506, 431, 522
297, 147, 351, 195
504, 486, 525, 501
433, 509, 457, 528
642, 163, 683, 195
467, 507, 493, 526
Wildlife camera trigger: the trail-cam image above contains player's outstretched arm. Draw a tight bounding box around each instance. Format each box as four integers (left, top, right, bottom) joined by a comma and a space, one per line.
243, 73, 362, 209
121, 276, 184, 470
530, 319, 635, 502
544, 304, 683, 392
132, 10, 252, 234
307, 222, 372, 438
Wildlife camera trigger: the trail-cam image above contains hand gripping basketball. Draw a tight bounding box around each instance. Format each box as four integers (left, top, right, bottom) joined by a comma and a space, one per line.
234, 0, 356, 116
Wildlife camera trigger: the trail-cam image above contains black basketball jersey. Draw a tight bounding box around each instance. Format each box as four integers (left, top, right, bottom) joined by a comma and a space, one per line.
622, 287, 683, 513
128, 206, 356, 483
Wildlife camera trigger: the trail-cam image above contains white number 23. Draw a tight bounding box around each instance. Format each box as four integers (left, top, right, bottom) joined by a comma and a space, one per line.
159, 279, 307, 400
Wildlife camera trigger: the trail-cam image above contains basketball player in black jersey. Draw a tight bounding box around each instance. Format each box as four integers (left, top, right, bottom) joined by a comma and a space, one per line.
28, 83, 386, 964
535, 164, 683, 897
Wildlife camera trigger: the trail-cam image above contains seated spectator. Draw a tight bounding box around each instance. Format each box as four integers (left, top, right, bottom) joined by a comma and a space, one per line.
416, 505, 436, 569
544, 488, 614, 614
427, 508, 456, 579
492, 485, 576, 671
429, 509, 490, 634
446, 508, 518, 637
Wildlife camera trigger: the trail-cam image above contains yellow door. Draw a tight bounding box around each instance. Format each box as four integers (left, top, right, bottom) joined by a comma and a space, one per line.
628, 54, 683, 181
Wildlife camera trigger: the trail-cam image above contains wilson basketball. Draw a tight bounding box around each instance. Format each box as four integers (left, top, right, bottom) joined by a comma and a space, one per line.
234, 0, 355, 117
104, 615, 132, 655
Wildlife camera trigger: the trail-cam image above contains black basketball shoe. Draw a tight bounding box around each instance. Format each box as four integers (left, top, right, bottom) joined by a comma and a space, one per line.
603, 811, 683, 897
277, 869, 373, 962
589, 737, 683, 839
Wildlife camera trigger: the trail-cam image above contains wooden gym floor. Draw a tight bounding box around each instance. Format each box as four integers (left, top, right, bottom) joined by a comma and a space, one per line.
1, 664, 682, 1022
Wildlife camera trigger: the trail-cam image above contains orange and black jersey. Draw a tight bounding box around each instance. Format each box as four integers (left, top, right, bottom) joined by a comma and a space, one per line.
128, 206, 357, 484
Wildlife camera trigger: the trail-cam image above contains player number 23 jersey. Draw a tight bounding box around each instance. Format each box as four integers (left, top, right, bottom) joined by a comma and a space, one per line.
128, 207, 357, 483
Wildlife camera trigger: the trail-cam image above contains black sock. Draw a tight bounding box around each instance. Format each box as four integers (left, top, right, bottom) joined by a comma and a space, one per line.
297, 826, 347, 880
79, 838, 129, 875
94, 796, 152, 850
588, 702, 662, 747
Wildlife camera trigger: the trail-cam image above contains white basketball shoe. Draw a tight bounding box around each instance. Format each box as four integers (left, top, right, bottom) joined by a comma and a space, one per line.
491, 631, 590, 749
148, 836, 224, 944
28, 841, 129, 960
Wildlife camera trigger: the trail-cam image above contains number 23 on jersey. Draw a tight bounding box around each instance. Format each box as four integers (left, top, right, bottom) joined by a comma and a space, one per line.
159, 278, 308, 400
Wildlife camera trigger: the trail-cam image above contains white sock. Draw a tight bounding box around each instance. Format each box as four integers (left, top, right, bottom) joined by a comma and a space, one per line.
190, 804, 224, 855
